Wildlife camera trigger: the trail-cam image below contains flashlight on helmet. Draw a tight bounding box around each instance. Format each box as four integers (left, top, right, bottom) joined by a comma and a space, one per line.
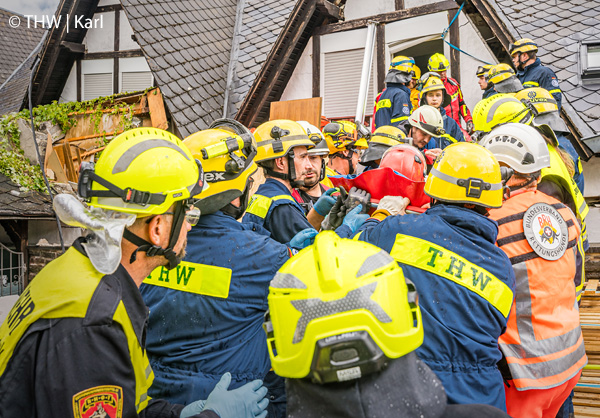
200, 136, 245, 160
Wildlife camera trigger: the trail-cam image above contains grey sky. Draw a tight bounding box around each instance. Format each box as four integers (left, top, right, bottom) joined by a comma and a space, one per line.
0, 0, 60, 17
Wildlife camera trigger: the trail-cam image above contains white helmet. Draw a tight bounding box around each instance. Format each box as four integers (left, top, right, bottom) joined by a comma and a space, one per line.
408, 105, 445, 137
297, 121, 328, 156
480, 123, 550, 174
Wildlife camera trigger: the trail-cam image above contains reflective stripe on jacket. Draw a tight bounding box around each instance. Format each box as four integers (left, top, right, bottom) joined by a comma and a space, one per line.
443, 77, 472, 126
517, 58, 562, 109
489, 190, 587, 391
373, 83, 412, 130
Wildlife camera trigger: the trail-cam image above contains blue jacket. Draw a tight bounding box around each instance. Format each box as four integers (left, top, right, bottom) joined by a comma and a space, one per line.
482, 86, 496, 99
557, 133, 584, 193
242, 178, 313, 244
355, 205, 515, 410
140, 211, 290, 415
374, 83, 412, 131
518, 58, 562, 109
425, 107, 465, 150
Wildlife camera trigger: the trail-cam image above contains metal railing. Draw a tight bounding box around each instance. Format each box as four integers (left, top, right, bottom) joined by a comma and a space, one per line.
0, 242, 25, 297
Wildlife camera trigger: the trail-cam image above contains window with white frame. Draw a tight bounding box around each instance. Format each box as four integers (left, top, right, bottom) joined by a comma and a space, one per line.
580, 40, 600, 84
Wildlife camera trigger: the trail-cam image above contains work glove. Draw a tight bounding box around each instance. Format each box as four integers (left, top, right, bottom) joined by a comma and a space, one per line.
180, 400, 206, 418
342, 204, 370, 233
202, 373, 269, 418
377, 196, 410, 216
345, 187, 371, 214
321, 188, 348, 230
289, 228, 318, 249
466, 120, 475, 135
312, 187, 338, 216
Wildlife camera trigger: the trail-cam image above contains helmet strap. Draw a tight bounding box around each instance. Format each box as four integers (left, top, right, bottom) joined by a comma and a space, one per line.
221, 181, 253, 220
331, 150, 356, 175
508, 174, 537, 193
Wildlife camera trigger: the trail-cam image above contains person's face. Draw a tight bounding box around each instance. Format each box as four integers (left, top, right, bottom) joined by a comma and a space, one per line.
411, 127, 432, 149
299, 154, 323, 189
425, 90, 443, 108
478, 75, 488, 90
437, 70, 447, 80
511, 53, 520, 68
351, 150, 360, 169
409, 79, 417, 89
291, 146, 312, 181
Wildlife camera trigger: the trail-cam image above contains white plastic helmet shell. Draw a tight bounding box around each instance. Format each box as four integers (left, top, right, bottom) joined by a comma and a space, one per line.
408, 105, 444, 137
297, 121, 324, 141
481, 123, 550, 174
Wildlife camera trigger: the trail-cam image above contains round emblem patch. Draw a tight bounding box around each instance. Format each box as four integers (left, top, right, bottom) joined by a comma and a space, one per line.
403, 106, 410, 115
523, 203, 568, 260
551, 79, 559, 87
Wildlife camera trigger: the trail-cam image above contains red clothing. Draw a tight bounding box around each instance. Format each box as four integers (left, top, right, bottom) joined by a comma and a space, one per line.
442, 77, 472, 127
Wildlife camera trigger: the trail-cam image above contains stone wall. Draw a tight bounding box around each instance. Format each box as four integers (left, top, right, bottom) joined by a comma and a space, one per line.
27, 246, 64, 283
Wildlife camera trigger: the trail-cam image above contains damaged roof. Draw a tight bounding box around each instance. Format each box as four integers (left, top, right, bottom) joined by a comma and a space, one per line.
0, 175, 53, 219
487, 0, 600, 144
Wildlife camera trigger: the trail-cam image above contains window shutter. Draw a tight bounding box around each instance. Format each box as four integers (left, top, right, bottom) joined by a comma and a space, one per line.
323, 48, 376, 119
121, 71, 153, 93
83, 73, 112, 101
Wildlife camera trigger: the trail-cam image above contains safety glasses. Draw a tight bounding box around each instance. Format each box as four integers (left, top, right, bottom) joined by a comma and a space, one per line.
416, 72, 442, 91
147, 205, 201, 226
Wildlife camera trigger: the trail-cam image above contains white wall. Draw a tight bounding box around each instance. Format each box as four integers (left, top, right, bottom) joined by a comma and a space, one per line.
83, 12, 114, 53
405, 0, 440, 7
280, 37, 313, 102
344, 0, 394, 20
582, 156, 600, 198
119, 10, 138, 50
60, 64, 78, 103
29, 221, 82, 246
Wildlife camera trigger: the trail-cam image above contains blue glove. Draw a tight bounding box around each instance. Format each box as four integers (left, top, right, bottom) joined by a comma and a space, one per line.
313, 187, 338, 216
289, 228, 318, 249
342, 204, 369, 233
180, 400, 206, 418
203, 373, 269, 418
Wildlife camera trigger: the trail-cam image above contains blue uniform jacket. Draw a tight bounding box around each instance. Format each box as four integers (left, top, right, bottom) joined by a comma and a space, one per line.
518, 58, 562, 109
355, 205, 515, 411
482, 86, 496, 99
242, 178, 313, 244
425, 107, 465, 150
374, 83, 412, 131
557, 133, 584, 193
140, 211, 290, 414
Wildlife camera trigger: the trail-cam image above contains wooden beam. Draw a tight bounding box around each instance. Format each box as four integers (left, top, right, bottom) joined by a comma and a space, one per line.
468, 0, 513, 52
312, 34, 321, 98
448, 9, 460, 84
60, 41, 85, 54
316, 0, 342, 21
95, 4, 122, 13
76, 59, 81, 102
314, 1, 458, 35
84, 49, 144, 60
113, 7, 120, 95
376, 24, 386, 93
395, 0, 405, 10
17, 220, 28, 288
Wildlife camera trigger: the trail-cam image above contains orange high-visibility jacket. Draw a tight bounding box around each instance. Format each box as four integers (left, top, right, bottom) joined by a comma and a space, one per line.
489, 189, 587, 391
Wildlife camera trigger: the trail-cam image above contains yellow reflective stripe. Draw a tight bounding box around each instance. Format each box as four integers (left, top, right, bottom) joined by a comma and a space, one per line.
389, 234, 513, 317
450, 92, 459, 99
578, 159, 583, 174
442, 134, 457, 143
145, 261, 232, 298
391, 116, 408, 123
523, 81, 539, 87
548, 89, 561, 94
353, 231, 364, 241
246, 194, 295, 219
575, 237, 585, 303
376, 99, 392, 110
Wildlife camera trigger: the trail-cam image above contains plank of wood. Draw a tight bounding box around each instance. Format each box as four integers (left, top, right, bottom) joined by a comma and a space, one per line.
147, 88, 168, 130
46, 148, 69, 183
63, 130, 124, 143
585, 280, 599, 294
62, 143, 77, 183
270, 97, 322, 128
44, 133, 53, 171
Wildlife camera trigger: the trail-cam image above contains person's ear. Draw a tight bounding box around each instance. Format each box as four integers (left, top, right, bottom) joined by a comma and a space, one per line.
274, 156, 286, 170
146, 215, 169, 246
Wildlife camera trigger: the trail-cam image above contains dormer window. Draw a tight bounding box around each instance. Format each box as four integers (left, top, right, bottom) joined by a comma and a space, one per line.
580, 40, 600, 84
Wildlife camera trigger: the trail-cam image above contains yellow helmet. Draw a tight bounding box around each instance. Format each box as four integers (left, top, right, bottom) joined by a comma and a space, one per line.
486, 64, 515, 84
361, 126, 407, 165
323, 120, 369, 154
425, 142, 503, 208
78, 127, 204, 216
418, 72, 451, 107
509, 38, 538, 56
476, 64, 493, 77
428, 53, 450, 72
389, 55, 415, 73
514, 87, 569, 135
183, 121, 257, 218
412, 64, 421, 80
264, 231, 423, 383
253, 119, 314, 163
472, 94, 533, 134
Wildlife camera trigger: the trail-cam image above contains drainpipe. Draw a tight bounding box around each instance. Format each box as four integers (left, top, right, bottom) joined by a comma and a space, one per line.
354, 21, 378, 125
223, 0, 246, 119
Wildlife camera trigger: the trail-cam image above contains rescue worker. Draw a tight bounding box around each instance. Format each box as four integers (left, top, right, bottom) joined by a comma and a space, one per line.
418, 72, 465, 148
360, 125, 407, 169
477, 64, 495, 99
471, 94, 533, 141
428, 53, 474, 134
294, 121, 332, 213
482, 124, 586, 418
323, 120, 369, 176
374, 55, 414, 131
141, 122, 315, 418
410, 63, 422, 109
264, 231, 511, 418
242, 119, 333, 243
486, 63, 524, 95
406, 104, 447, 161
510, 38, 562, 109
0, 128, 269, 418
354, 142, 516, 411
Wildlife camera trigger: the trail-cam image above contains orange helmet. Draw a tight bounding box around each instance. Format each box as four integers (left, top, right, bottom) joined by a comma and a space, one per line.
380, 144, 427, 182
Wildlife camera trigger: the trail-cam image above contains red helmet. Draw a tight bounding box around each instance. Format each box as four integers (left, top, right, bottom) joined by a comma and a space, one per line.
380, 144, 427, 182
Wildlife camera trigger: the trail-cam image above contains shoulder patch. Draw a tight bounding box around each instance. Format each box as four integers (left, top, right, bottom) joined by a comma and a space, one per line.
551, 78, 559, 87
523, 203, 568, 260
73, 385, 123, 418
